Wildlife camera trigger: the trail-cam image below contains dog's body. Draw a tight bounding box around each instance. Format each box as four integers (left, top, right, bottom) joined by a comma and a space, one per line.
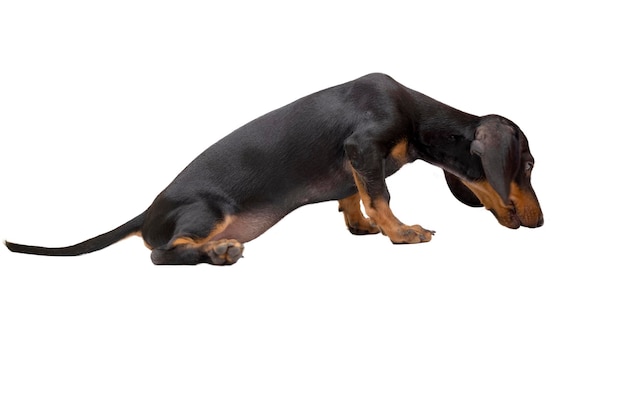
5, 73, 543, 265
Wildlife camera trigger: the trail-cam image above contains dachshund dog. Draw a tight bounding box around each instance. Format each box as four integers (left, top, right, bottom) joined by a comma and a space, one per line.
5, 73, 543, 265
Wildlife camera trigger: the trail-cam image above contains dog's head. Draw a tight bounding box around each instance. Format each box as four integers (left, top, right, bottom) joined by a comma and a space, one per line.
445, 115, 543, 229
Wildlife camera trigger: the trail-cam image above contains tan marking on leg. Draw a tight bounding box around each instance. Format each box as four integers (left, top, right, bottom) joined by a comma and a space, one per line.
367, 197, 434, 244
170, 215, 236, 248
350, 167, 433, 244
338, 193, 379, 235
166, 217, 245, 264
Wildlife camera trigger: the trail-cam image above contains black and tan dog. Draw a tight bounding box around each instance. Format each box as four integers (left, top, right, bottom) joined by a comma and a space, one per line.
5, 73, 543, 265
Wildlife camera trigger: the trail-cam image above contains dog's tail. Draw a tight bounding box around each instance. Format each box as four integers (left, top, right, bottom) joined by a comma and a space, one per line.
4, 212, 146, 257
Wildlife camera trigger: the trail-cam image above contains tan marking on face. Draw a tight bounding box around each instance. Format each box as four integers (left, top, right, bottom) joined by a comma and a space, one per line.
510, 183, 543, 227
460, 179, 507, 211
461, 179, 544, 228
460, 179, 520, 229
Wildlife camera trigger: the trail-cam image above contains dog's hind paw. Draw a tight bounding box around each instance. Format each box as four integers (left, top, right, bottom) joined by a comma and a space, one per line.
205, 239, 244, 265
347, 221, 380, 235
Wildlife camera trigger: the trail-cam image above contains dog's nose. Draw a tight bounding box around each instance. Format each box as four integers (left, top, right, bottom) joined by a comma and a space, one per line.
523, 212, 543, 228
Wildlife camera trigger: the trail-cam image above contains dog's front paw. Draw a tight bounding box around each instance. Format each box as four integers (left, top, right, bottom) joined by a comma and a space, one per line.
389, 225, 435, 244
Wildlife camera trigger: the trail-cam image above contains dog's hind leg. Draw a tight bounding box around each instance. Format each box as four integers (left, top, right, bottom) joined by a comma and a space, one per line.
144, 200, 245, 266
150, 239, 244, 265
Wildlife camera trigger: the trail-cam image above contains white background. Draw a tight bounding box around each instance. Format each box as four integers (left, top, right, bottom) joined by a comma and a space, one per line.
1, 1, 624, 416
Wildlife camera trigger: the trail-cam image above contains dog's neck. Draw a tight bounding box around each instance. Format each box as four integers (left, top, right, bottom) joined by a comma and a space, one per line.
407, 89, 479, 134
406, 89, 482, 179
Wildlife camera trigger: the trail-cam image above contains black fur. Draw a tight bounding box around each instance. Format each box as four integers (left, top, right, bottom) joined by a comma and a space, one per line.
5, 73, 543, 265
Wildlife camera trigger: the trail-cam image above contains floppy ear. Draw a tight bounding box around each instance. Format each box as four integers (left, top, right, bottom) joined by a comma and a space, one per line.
471, 119, 520, 203
444, 171, 483, 207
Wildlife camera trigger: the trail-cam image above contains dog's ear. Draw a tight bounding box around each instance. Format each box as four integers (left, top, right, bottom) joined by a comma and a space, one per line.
444, 171, 483, 207
471, 117, 520, 203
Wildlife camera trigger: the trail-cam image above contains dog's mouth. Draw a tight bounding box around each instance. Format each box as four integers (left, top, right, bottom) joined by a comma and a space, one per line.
491, 206, 521, 229
492, 195, 544, 229
461, 179, 544, 229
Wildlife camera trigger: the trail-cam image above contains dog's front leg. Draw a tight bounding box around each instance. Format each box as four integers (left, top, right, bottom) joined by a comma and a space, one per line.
344, 135, 434, 244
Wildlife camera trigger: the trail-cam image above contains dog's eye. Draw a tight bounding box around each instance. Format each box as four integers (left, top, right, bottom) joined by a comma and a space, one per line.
525, 161, 534, 172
